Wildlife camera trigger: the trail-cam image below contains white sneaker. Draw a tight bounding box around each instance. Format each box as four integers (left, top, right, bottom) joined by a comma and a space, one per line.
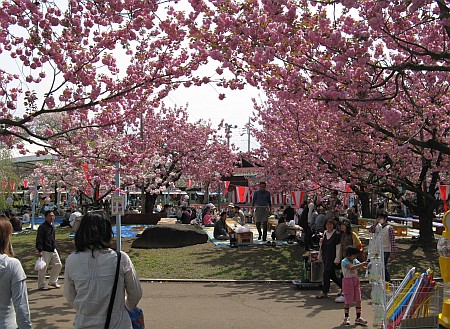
343, 317, 350, 326
355, 317, 368, 325
49, 282, 61, 288
335, 295, 345, 303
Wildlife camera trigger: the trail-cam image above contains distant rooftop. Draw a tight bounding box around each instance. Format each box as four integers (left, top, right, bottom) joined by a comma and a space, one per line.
11, 154, 56, 164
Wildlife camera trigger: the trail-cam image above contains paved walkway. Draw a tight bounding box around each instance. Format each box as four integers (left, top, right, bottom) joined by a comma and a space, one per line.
27, 279, 374, 328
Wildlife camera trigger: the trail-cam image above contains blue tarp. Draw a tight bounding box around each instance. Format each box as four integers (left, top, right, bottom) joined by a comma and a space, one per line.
69, 225, 152, 238
30, 217, 64, 225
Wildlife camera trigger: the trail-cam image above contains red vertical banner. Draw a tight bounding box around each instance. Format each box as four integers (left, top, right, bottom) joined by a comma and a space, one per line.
224, 181, 230, 194
40, 177, 45, 186
10, 181, 15, 191
439, 185, 450, 212
343, 184, 352, 206
235, 186, 247, 203
2, 181, 6, 190
187, 179, 192, 188
22, 179, 29, 189
82, 164, 90, 184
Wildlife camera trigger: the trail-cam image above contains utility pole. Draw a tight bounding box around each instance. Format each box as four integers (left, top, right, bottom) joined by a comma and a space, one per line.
140, 113, 145, 212
247, 117, 251, 153
225, 123, 237, 148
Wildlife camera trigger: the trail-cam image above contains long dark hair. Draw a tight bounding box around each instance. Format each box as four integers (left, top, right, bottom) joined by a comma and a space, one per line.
74, 212, 113, 256
340, 218, 352, 237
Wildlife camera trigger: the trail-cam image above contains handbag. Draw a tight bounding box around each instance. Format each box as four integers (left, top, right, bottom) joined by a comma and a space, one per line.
105, 251, 121, 329
128, 307, 145, 329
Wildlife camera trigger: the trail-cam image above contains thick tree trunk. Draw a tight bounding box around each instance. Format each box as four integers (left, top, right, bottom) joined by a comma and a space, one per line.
92, 185, 100, 209
416, 193, 435, 244
357, 191, 372, 219
204, 181, 210, 204
144, 192, 158, 214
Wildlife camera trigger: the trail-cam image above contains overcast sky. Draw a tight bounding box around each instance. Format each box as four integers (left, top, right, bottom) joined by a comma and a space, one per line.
167, 83, 263, 152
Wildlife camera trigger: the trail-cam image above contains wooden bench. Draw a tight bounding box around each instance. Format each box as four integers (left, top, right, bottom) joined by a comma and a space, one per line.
388, 216, 412, 225
226, 219, 253, 245
388, 216, 444, 235
434, 222, 444, 235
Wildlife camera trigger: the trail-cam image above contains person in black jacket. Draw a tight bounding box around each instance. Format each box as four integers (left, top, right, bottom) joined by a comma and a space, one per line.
35, 210, 62, 290
316, 218, 342, 299
298, 201, 314, 250
180, 206, 191, 224
282, 204, 295, 222
213, 212, 229, 240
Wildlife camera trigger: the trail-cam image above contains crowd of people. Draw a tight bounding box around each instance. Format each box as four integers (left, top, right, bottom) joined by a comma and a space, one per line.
256, 184, 397, 326
0, 181, 400, 328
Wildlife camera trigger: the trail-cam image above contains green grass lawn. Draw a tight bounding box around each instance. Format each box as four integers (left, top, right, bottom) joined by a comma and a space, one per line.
11, 227, 441, 280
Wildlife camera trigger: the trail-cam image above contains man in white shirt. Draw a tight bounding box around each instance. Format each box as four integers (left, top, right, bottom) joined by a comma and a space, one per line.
307, 198, 315, 227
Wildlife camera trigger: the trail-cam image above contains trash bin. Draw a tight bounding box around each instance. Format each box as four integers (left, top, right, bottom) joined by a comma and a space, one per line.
311, 260, 323, 283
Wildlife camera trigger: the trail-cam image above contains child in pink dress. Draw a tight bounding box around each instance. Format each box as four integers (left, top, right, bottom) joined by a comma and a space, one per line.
341, 245, 368, 326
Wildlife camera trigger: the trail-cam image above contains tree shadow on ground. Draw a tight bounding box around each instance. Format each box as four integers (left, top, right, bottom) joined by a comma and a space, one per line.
197, 281, 349, 320
28, 287, 75, 328
358, 237, 440, 279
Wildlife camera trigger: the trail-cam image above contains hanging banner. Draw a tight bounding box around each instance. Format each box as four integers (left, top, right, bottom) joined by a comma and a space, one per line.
235, 186, 248, 203
224, 181, 230, 194
2, 181, 6, 190
82, 164, 91, 185
343, 184, 352, 206
290, 191, 305, 208
439, 185, 450, 212
246, 188, 253, 204
10, 181, 15, 191
187, 179, 193, 188
22, 179, 29, 189
271, 193, 287, 205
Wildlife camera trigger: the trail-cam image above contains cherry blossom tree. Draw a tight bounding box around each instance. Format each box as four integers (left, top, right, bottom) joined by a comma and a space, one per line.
0, 0, 212, 152
0, 146, 19, 212
186, 0, 450, 242
34, 104, 236, 213
121, 105, 237, 212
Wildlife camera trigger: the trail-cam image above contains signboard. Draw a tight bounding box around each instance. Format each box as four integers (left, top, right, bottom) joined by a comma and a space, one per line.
111, 195, 125, 215
233, 167, 262, 177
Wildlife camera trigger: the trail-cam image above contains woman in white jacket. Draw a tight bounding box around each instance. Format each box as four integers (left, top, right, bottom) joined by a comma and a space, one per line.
0, 218, 32, 329
64, 212, 142, 329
